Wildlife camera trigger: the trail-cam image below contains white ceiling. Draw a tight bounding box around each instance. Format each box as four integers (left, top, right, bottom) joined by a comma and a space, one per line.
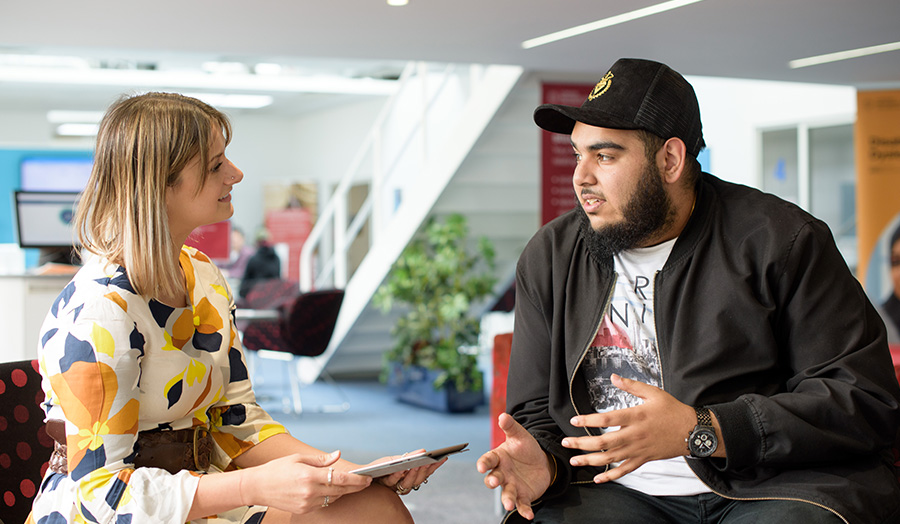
0, 0, 898, 117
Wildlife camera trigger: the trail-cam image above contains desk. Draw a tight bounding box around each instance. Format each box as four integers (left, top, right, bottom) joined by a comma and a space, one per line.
234, 309, 280, 322
0, 274, 72, 362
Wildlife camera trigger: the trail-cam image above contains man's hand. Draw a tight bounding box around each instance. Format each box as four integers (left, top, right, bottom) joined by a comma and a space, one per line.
561, 374, 700, 483
476, 413, 553, 521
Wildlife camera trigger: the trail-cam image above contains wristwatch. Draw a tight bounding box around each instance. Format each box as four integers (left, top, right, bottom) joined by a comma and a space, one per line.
687, 406, 718, 458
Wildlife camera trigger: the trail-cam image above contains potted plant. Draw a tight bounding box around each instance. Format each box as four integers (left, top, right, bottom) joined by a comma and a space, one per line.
374, 213, 497, 412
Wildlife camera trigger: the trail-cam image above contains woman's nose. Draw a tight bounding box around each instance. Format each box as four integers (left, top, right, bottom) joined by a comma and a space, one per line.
227, 161, 244, 185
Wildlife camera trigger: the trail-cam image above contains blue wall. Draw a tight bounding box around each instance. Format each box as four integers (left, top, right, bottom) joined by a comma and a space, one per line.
0, 148, 93, 244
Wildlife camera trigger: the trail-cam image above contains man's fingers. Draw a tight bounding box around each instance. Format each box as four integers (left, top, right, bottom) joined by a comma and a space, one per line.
610, 373, 658, 399
476, 449, 499, 473
497, 412, 527, 439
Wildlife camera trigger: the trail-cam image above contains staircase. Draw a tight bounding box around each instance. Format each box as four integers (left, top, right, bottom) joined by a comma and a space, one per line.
298, 62, 539, 382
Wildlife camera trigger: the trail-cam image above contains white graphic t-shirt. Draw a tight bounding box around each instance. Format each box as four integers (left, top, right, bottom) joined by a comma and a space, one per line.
582, 238, 710, 496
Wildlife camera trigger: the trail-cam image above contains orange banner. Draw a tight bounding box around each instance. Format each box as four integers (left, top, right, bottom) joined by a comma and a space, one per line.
856, 90, 900, 294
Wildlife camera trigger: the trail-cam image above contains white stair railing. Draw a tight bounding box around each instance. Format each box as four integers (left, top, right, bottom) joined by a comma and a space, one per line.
296, 62, 523, 384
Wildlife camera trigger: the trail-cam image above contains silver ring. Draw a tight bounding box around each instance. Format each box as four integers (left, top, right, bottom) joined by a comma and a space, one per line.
322, 495, 330, 507
327, 467, 333, 486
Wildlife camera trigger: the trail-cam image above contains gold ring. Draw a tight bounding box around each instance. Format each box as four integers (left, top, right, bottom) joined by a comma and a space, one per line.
322, 495, 330, 507
394, 482, 406, 495
327, 467, 333, 487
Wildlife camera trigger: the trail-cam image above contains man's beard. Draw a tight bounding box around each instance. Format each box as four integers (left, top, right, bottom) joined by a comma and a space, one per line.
577, 161, 675, 260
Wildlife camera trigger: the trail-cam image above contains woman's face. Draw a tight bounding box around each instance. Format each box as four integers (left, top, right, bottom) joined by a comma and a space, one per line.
166, 129, 243, 244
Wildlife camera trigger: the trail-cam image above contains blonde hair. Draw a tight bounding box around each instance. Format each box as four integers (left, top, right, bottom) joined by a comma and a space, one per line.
75, 92, 232, 300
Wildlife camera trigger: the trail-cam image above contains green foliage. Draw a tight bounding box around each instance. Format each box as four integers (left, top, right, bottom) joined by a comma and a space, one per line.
374, 214, 497, 392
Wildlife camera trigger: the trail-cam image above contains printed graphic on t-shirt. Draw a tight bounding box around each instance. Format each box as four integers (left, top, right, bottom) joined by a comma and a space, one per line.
583, 273, 661, 414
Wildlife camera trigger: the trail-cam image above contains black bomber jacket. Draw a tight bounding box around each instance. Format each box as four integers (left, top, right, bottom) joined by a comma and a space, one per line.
507, 173, 900, 524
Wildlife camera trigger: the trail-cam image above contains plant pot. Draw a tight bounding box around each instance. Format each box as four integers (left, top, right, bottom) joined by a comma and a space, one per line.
386, 362, 485, 413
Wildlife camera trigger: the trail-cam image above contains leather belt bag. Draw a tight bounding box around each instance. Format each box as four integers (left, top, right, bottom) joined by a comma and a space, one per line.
46, 419, 213, 475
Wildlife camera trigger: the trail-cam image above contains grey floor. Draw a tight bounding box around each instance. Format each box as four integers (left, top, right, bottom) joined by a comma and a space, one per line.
250, 357, 502, 524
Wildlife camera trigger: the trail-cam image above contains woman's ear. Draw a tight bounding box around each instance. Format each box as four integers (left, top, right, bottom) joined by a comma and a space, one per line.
660, 137, 687, 185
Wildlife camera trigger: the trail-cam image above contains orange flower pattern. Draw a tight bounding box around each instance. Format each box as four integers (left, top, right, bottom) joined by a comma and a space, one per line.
32, 247, 286, 524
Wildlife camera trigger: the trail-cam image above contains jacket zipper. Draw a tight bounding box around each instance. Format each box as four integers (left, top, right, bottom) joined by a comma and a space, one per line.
568, 271, 617, 439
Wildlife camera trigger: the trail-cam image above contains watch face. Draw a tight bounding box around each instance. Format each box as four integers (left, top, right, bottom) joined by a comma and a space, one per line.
689, 428, 717, 458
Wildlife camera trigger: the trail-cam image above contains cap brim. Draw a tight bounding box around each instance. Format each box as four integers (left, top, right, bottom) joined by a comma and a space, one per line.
534, 104, 640, 135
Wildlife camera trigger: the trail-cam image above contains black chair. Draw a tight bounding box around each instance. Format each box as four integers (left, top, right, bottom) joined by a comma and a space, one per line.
0, 359, 54, 524
238, 280, 349, 414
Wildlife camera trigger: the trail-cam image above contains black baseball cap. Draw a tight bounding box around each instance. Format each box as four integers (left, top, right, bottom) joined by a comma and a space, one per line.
533, 58, 706, 157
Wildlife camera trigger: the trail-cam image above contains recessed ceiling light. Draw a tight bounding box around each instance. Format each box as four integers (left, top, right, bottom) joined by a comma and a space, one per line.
56, 123, 100, 137
182, 92, 274, 109
46, 110, 104, 124
522, 0, 704, 49
789, 40, 900, 69
387, 0, 408, 6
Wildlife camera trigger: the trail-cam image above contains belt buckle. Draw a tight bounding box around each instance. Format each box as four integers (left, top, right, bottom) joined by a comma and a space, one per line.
192, 425, 210, 471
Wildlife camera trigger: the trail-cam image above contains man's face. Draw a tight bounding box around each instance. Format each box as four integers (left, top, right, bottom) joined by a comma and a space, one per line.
570, 122, 674, 254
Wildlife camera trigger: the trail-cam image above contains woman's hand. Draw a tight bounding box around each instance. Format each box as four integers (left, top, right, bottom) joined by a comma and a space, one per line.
368, 450, 447, 495
242, 450, 372, 514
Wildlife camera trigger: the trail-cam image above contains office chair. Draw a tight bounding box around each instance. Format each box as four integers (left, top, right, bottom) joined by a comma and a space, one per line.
238, 280, 349, 414
0, 359, 54, 524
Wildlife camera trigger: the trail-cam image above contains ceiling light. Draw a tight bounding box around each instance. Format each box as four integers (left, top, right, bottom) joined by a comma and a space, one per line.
789, 40, 900, 69
47, 110, 104, 124
56, 123, 100, 137
387, 0, 409, 5
522, 0, 704, 49
182, 92, 274, 109
0, 66, 398, 96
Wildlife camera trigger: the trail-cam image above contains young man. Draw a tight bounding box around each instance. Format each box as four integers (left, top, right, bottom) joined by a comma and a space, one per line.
477, 58, 900, 524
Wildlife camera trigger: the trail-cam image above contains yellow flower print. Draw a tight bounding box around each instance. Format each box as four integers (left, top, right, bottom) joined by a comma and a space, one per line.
78, 420, 110, 451
185, 359, 207, 386
49, 361, 139, 474
212, 283, 229, 299
91, 324, 116, 359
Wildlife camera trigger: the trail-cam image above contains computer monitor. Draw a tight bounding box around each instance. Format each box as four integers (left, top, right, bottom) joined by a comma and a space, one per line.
14, 191, 81, 255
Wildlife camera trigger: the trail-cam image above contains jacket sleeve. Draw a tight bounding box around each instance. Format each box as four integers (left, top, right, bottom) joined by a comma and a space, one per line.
505, 241, 581, 498
711, 219, 900, 472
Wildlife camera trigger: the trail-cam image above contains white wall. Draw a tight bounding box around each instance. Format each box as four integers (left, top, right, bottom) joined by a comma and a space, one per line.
689, 76, 856, 187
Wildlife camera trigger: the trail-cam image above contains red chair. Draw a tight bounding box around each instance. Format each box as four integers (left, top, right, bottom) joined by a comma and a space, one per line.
0, 359, 54, 524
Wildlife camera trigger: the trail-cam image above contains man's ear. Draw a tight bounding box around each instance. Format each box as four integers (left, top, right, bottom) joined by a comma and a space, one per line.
659, 138, 687, 185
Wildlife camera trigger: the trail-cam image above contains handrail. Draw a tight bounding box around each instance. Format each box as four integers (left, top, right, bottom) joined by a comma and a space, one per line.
299, 62, 473, 292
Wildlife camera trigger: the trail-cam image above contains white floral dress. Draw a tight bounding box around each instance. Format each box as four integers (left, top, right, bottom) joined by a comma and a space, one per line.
30, 247, 286, 524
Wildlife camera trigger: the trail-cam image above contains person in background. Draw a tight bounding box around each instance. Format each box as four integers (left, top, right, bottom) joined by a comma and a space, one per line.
239, 229, 282, 299
219, 226, 255, 280
31, 92, 441, 524
477, 58, 900, 524
881, 225, 900, 337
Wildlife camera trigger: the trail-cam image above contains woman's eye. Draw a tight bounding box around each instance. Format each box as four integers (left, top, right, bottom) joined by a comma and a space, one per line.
211, 162, 223, 173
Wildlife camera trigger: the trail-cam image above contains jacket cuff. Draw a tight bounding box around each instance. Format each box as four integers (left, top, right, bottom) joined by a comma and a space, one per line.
532, 431, 575, 500
708, 397, 762, 471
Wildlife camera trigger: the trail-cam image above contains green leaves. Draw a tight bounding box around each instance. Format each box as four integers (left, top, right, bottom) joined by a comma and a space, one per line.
374, 213, 496, 391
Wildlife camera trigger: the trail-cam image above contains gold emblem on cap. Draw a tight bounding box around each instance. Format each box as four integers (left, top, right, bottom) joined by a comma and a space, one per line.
588, 71, 614, 101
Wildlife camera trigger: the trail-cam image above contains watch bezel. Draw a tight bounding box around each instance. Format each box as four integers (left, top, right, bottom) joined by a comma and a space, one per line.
688, 426, 717, 458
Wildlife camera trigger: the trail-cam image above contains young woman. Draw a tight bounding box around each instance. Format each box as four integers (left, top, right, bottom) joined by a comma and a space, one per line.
30, 92, 439, 523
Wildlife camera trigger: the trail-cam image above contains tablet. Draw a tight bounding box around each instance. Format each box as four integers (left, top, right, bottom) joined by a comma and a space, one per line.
350, 443, 469, 477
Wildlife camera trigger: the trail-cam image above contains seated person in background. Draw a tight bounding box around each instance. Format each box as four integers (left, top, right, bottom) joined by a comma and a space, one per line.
239, 229, 282, 299
219, 226, 255, 280
477, 58, 900, 524
31, 92, 441, 524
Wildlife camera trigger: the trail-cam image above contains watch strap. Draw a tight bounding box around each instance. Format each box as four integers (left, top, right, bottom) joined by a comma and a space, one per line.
694, 406, 713, 427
